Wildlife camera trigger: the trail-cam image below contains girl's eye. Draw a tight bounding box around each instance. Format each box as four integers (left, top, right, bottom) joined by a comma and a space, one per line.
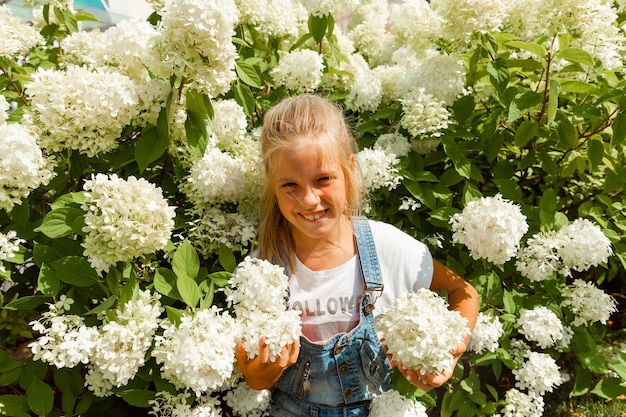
280, 182, 297, 190
318, 176, 332, 184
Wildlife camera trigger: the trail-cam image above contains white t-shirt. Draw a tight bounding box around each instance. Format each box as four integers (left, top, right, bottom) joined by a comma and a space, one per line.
288, 220, 433, 342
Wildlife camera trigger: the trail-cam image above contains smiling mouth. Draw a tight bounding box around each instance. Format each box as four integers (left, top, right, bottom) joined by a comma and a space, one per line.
302, 212, 325, 221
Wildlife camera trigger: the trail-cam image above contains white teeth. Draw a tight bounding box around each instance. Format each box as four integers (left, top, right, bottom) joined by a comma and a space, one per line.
304, 213, 322, 221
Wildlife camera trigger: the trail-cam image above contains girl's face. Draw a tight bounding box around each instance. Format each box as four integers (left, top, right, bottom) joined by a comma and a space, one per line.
272, 141, 350, 246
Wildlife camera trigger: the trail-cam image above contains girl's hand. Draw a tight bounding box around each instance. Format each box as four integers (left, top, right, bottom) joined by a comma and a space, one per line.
235, 336, 300, 390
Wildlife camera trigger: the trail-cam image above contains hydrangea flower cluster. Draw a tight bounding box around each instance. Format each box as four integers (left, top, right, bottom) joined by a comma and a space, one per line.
516, 218, 613, 281
0, 230, 24, 273
517, 306, 565, 349
467, 312, 504, 354
211, 99, 248, 147
378, 288, 469, 375
499, 388, 544, 417
223, 380, 271, 417
400, 88, 451, 138
29, 298, 98, 369
154, 0, 238, 97
88, 289, 163, 390
150, 391, 223, 417
450, 194, 529, 264
226, 257, 302, 361
374, 133, 412, 158
369, 389, 428, 417
271, 49, 324, 92
356, 148, 403, 192
235, 0, 306, 39
512, 351, 563, 394
81, 173, 176, 272
560, 279, 618, 326
23, 65, 139, 157
0, 122, 55, 211
152, 306, 240, 395
0, 5, 45, 58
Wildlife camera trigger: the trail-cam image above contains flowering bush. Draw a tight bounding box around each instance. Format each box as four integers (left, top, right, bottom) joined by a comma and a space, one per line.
0, 0, 625, 416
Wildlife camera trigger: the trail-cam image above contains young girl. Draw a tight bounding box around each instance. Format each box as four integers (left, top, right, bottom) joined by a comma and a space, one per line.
235, 94, 479, 416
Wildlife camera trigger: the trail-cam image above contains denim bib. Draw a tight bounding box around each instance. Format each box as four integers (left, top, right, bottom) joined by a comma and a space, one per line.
270, 217, 393, 417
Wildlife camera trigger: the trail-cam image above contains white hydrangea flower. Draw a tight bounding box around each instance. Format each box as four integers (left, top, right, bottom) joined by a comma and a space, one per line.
431, 0, 507, 43
90, 290, 163, 388
0, 230, 24, 273
298, 0, 360, 17
561, 279, 617, 326
81, 173, 176, 272
356, 148, 403, 192
0, 5, 45, 58
150, 391, 223, 417
84, 366, 115, 397
235, 0, 306, 39
186, 206, 257, 258
0, 123, 55, 211
399, 197, 421, 212
515, 230, 565, 281
0, 95, 8, 125
450, 194, 529, 265
517, 306, 564, 349
153, 0, 239, 97
374, 133, 412, 158
227, 257, 302, 361
467, 312, 504, 354
378, 288, 469, 375
152, 306, 240, 395
400, 88, 450, 138
556, 218, 613, 272
271, 49, 324, 93
239, 309, 302, 362
369, 389, 429, 417
513, 351, 562, 394
338, 53, 383, 113
346, 0, 392, 66
226, 257, 290, 313
185, 147, 248, 205
29, 300, 99, 369
24, 65, 140, 157
388, 0, 443, 54
501, 388, 544, 417
212, 99, 248, 147
224, 380, 271, 417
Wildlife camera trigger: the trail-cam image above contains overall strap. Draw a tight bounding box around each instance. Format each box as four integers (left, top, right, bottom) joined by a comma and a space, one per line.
353, 216, 384, 313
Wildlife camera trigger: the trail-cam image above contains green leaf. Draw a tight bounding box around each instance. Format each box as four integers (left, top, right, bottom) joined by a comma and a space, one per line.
177, 275, 200, 308
37, 264, 62, 296
452, 94, 475, 125
154, 268, 180, 299
514, 120, 538, 147
590, 377, 626, 399
502, 290, 516, 314
308, 15, 327, 44
235, 61, 261, 88
50, 256, 100, 287
441, 137, 471, 179
505, 40, 546, 59
209, 271, 232, 287
486, 60, 509, 96
557, 47, 595, 68
34, 207, 85, 239
587, 138, 604, 170
172, 240, 200, 280
4, 295, 51, 311
234, 83, 255, 117
547, 80, 559, 124
135, 125, 169, 173
218, 245, 237, 273
539, 188, 557, 225
118, 389, 156, 408
554, 112, 578, 148
185, 89, 212, 156
0, 394, 30, 417
84, 295, 117, 316
611, 112, 626, 146
507, 91, 542, 123
26, 378, 54, 416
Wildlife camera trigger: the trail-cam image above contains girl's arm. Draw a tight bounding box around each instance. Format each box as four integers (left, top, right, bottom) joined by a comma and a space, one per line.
235, 337, 300, 390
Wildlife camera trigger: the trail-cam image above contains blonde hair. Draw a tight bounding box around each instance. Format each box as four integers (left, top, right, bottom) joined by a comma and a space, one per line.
257, 94, 364, 272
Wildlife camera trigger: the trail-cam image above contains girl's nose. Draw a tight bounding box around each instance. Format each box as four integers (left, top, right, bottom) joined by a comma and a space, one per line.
300, 184, 321, 206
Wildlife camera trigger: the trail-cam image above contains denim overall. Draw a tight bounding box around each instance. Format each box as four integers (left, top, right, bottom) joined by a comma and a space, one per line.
270, 217, 393, 417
